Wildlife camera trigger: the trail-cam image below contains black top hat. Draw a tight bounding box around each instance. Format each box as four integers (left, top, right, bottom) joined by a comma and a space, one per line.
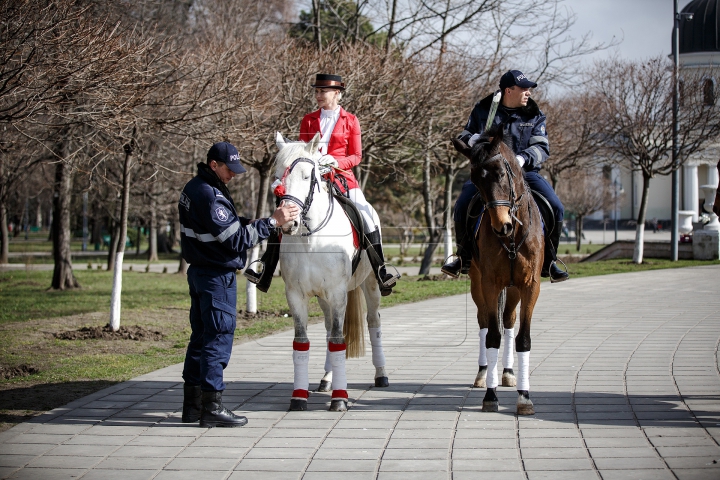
311, 74, 345, 90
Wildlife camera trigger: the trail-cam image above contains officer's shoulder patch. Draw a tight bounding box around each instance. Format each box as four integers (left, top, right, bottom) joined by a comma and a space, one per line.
215, 207, 229, 222
179, 192, 191, 211
541, 125, 545, 134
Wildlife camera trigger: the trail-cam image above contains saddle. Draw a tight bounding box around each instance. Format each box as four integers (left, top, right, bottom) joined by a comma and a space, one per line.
466, 190, 555, 261
332, 192, 366, 275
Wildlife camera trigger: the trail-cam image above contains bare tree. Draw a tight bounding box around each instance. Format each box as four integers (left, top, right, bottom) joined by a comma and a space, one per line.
590, 57, 720, 263
556, 168, 608, 252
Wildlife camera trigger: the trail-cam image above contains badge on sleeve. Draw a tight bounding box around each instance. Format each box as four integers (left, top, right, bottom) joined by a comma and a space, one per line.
541, 125, 545, 134
215, 207, 229, 222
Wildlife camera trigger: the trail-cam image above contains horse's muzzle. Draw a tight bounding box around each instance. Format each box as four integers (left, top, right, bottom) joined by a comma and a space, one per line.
493, 222, 512, 237
282, 219, 301, 235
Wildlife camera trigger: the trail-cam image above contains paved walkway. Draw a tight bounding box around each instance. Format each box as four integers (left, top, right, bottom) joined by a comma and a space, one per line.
1, 266, 719, 479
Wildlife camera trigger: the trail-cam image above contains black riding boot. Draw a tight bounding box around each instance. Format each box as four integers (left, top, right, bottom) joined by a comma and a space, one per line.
181, 383, 202, 423
199, 391, 248, 428
441, 218, 472, 278
243, 231, 280, 293
541, 221, 569, 283
365, 228, 398, 296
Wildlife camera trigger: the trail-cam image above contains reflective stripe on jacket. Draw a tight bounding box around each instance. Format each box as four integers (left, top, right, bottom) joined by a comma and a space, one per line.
179, 169, 272, 271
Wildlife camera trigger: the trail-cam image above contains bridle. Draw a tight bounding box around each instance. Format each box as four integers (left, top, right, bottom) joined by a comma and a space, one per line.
276, 157, 334, 237
478, 151, 534, 286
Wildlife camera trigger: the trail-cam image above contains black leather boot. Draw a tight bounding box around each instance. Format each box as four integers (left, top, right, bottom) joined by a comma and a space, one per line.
441, 245, 472, 278
365, 228, 398, 296
541, 221, 569, 283
199, 391, 248, 428
181, 383, 201, 423
243, 231, 280, 293
441, 215, 472, 278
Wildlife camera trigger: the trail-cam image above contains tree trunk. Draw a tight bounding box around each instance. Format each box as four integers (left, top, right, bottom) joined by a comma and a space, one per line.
148, 192, 158, 261
0, 202, 9, 264
385, 0, 397, 54
419, 122, 439, 275
632, 173, 652, 264
575, 215, 584, 252
312, 0, 322, 52
51, 157, 79, 290
109, 138, 134, 331
107, 216, 119, 271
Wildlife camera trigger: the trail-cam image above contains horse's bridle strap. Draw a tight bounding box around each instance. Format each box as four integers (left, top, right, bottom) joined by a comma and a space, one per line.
279, 156, 334, 237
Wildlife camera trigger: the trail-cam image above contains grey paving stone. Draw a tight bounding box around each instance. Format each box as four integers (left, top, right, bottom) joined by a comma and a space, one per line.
377, 459, 447, 471
233, 458, 308, 471
82, 469, 158, 480
597, 469, 676, 480
521, 448, 587, 459
523, 458, 594, 471
6, 467, 87, 479
526, 471, 599, 480
593, 456, 667, 470
164, 457, 238, 470
453, 458, 521, 471
154, 470, 227, 480
95, 456, 168, 470
26, 454, 100, 469
0, 455, 35, 468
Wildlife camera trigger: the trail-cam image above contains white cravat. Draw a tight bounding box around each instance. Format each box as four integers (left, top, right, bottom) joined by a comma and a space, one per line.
319, 107, 340, 155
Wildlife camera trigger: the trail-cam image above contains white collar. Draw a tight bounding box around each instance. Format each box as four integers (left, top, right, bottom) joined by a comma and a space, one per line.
320, 107, 340, 119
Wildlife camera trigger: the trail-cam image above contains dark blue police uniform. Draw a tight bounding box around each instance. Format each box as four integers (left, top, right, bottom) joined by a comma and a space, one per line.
455, 93, 563, 226
179, 163, 274, 392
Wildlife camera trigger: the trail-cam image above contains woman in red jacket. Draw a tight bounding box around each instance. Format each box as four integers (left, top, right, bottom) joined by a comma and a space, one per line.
245, 74, 397, 295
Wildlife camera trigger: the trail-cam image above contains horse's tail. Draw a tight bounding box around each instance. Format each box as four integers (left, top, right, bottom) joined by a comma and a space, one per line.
343, 286, 366, 358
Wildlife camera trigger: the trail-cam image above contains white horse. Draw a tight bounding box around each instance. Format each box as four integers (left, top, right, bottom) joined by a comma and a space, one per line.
274, 132, 389, 412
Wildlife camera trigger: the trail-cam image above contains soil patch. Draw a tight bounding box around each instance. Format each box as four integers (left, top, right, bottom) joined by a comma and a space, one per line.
418, 274, 461, 281
0, 365, 40, 380
53, 324, 164, 341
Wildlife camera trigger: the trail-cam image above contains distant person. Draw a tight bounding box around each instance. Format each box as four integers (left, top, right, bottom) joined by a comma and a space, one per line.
179, 141, 298, 428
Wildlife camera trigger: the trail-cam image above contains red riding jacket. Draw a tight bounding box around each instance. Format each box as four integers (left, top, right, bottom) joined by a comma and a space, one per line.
299, 107, 362, 192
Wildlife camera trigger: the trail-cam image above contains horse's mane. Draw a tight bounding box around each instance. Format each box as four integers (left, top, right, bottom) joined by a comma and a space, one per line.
470, 127, 524, 179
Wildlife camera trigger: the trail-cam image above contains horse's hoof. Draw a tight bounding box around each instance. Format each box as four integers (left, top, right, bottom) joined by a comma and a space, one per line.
482, 401, 498, 412
374, 376, 389, 387
517, 392, 534, 415
502, 369, 516, 387
289, 399, 307, 411
317, 380, 332, 392
473, 366, 487, 388
329, 399, 348, 412
517, 403, 535, 415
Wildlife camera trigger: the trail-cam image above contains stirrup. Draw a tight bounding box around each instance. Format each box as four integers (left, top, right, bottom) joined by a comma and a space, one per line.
380, 264, 400, 288
243, 259, 264, 284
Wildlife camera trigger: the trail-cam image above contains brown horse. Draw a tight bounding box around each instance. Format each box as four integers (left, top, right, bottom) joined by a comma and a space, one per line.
453, 128, 543, 415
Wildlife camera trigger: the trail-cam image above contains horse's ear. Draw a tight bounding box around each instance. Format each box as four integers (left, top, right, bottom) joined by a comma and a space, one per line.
488, 125, 504, 151
452, 137, 473, 160
306, 132, 321, 154
275, 132, 286, 150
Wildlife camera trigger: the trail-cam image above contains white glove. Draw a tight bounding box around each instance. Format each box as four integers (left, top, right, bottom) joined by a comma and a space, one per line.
515, 155, 525, 168
318, 155, 338, 168
468, 133, 482, 147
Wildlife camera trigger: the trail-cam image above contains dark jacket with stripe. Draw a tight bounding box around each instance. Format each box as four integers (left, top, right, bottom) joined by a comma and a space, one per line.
179, 164, 273, 271
458, 93, 550, 172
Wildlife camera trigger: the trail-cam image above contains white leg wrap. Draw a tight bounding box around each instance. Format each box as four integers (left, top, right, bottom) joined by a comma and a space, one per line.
503, 328, 515, 369
478, 328, 488, 366
324, 332, 332, 373
517, 351, 530, 391
369, 327, 386, 367
329, 349, 347, 392
293, 348, 309, 393
486, 348, 499, 389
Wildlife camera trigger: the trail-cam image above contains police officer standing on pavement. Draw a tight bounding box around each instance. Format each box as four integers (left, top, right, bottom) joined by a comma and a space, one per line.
442, 70, 569, 283
179, 141, 299, 428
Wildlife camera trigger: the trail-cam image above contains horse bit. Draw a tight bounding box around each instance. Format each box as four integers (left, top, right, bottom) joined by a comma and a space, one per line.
277, 157, 334, 237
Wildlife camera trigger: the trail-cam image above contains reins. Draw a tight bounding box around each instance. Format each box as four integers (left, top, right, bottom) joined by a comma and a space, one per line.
481, 153, 533, 287
277, 157, 335, 237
